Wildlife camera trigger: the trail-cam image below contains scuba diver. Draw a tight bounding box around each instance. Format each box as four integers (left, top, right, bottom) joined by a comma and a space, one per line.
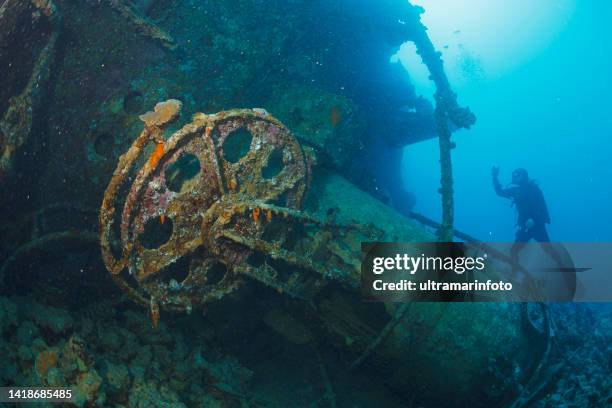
492, 166, 551, 243
492, 166, 575, 300
492, 166, 566, 275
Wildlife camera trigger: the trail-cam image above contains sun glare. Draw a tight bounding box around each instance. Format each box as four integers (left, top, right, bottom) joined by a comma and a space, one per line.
396, 0, 576, 98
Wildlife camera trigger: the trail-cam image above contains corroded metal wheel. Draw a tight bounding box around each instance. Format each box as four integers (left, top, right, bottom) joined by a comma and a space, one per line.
100, 101, 310, 313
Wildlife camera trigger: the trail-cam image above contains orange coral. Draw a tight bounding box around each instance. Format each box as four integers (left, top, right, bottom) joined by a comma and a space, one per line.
35, 348, 59, 379
150, 298, 160, 329
148, 142, 164, 168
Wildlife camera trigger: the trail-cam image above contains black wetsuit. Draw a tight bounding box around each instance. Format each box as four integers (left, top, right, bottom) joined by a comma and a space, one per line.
493, 174, 575, 298
493, 177, 551, 242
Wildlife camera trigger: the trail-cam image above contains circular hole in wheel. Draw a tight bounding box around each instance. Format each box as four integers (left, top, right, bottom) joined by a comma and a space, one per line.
222, 127, 253, 163
165, 153, 201, 192
205, 261, 227, 285
140, 216, 173, 249
159, 256, 190, 284
246, 252, 265, 268
262, 149, 285, 179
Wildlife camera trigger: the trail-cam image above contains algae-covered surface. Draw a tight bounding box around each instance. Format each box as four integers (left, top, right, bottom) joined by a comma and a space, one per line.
0, 0, 610, 407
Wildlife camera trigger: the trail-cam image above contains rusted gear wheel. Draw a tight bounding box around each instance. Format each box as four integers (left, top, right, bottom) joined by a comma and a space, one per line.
100, 103, 309, 312
199, 110, 309, 264
204, 109, 308, 207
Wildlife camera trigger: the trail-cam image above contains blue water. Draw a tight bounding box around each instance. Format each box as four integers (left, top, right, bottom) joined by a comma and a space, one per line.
402, 1, 612, 242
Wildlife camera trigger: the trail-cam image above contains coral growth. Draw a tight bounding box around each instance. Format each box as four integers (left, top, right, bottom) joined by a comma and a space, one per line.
533, 305, 612, 408
0, 296, 250, 406
139, 99, 182, 128
2, 295, 608, 407
35, 348, 59, 378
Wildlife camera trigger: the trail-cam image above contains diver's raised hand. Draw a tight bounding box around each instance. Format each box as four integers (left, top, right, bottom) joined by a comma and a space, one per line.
491, 165, 500, 178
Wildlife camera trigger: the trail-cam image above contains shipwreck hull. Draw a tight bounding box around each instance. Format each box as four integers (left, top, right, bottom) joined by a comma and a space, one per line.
300, 170, 545, 407
0, 107, 541, 406
88, 99, 539, 406
0, 1, 549, 406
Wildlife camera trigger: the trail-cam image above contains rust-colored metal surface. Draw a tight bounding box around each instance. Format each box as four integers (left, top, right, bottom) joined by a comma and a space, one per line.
100, 100, 365, 315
